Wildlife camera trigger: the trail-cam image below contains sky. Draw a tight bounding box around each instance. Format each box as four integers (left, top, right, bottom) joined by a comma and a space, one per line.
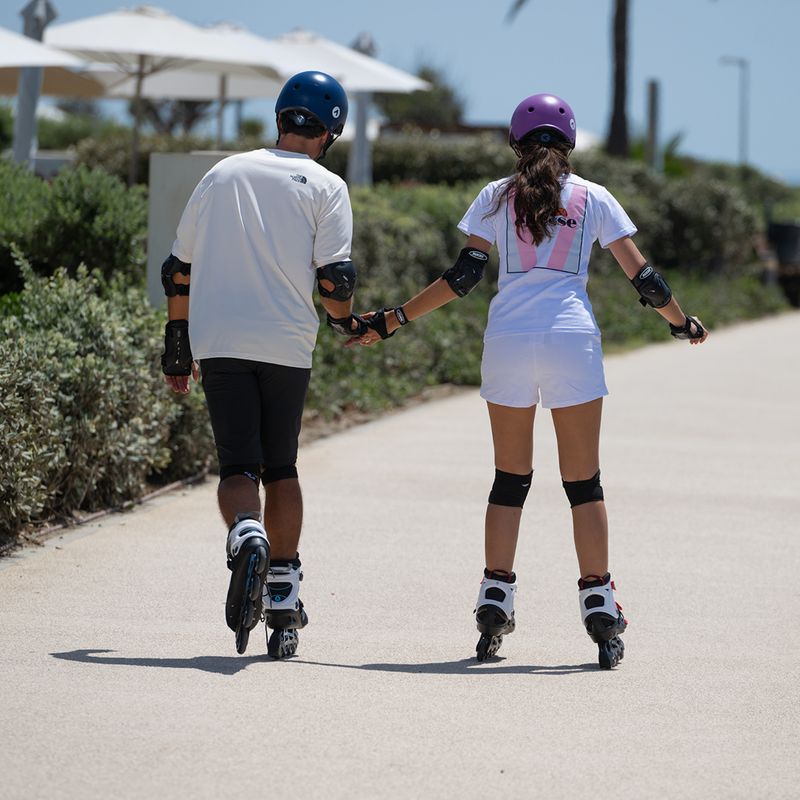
2, 0, 799, 183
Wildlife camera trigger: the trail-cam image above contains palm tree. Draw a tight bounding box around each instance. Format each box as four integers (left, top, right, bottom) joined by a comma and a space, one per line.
508, 0, 630, 157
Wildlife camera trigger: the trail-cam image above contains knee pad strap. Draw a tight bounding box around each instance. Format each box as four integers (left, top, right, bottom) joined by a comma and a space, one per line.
261, 464, 298, 485
219, 464, 261, 484
563, 470, 604, 507
488, 469, 533, 508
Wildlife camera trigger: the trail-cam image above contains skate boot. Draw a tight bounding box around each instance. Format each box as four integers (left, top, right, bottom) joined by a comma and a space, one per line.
226, 513, 270, 655
578, 573, 627, 669
262, 557, 308, 659
474, 569, 517, 661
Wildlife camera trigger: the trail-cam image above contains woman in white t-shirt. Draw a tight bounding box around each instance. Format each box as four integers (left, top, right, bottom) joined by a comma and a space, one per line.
355, 93, 708, 668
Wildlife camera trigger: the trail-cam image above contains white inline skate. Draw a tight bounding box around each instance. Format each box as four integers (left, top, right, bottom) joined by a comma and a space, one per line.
474, 569, 517, 661
578, 573, 627, 669
262, 558, 308, 659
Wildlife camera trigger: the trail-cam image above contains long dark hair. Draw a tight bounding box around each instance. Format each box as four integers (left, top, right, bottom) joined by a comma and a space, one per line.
487, 133, 572, 246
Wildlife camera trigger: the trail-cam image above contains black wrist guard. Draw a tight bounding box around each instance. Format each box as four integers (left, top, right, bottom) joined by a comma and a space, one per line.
326, 313, 369, 337
161, 320, 193, 375
669, 315, 705, 340
631, 263, 672, 309
366, 308, 396, 340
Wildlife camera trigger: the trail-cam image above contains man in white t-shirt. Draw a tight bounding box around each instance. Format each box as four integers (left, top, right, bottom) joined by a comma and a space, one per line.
160, 71, 367, 658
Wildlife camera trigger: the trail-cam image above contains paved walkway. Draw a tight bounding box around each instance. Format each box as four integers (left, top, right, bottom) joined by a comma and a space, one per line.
2, 313, 799, 799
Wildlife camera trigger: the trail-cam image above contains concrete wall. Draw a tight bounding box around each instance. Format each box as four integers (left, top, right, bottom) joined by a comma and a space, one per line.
146, 151, 236, 306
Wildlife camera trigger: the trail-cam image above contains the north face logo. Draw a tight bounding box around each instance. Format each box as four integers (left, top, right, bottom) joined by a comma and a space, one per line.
290, 174, 307, 184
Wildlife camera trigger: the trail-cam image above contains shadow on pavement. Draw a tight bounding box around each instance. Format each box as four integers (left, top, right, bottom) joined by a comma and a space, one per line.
50, 648, 268, 675
295, 657, 601, 675
50, 649, 604, 676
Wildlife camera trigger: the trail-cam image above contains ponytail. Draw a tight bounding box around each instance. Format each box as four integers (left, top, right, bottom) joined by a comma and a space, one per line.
486, 136, 572, 246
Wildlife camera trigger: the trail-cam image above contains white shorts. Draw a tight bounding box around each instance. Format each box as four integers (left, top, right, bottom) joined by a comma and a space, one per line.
480, 332, 608, 409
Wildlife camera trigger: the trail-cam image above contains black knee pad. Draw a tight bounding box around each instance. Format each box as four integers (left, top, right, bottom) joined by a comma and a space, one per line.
219, 464, 261, 484
488, 469, 533, 508
261, 464, 298, 485
563, 470, 604, 507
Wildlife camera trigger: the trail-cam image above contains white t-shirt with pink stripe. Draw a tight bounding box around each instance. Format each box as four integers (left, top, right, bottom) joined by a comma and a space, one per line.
457, 173, 636, 337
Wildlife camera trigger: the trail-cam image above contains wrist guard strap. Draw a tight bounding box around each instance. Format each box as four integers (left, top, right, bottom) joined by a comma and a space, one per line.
161, 319, 193, 375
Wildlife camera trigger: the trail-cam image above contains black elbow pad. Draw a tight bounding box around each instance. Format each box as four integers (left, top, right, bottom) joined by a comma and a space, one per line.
631, 263, 672, 308
316, 260, 357, 300
442, 247, 488, 297
161, 254, 191, 297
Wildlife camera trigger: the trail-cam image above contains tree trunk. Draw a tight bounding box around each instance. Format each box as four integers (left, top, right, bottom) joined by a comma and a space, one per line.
606, 0, 629, 157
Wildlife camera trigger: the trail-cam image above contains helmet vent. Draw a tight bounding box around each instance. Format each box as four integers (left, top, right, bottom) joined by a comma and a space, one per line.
528, 106, 534, 112
559, 107, 565, 113
293, 83, 300, 89
324, 93, 331, 100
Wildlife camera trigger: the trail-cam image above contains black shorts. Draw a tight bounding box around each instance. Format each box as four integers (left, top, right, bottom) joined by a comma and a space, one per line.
200, 358, 311, 482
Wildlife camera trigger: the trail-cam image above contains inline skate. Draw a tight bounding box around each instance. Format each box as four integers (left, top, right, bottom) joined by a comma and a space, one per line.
474, 569, 517, 661
263, 557, 308, 659
226, 513, 270, 654
578, 573, 627, 669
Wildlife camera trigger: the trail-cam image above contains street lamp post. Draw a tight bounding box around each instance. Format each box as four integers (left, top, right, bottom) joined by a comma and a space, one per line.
720, 55, 749, 167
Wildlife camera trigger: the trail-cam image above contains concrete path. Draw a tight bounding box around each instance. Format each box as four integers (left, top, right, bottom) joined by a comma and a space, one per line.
2, 313, 799, 800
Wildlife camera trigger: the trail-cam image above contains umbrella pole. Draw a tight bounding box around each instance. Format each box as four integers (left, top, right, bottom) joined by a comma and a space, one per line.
129, 54, 145, 186
216, 74, 227, 150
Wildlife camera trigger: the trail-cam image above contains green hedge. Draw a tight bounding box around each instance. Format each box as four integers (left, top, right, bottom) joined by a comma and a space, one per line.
0, 161, 146, 294
0, 259, 213, 541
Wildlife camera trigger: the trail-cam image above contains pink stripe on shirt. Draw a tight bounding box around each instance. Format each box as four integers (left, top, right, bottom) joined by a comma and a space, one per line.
548, 184, 587, 271
512, 202, 538, 272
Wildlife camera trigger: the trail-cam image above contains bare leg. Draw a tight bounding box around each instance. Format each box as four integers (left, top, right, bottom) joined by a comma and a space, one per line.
217, 476, 261, 528
550, 398, 608, 579
264, 478, 303, 560
485, 402, 536, 573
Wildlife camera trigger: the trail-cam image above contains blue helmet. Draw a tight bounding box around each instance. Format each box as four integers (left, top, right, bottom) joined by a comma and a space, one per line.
275, 71, 348, 137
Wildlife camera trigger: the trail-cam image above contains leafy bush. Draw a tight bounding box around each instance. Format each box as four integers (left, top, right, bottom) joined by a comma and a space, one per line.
74, 130, 214, 185
0, 259, 213, 541
657, 176, 762, 271
0, 161, 146, 293
0, 104, 13, 150
0, 160, 48, 291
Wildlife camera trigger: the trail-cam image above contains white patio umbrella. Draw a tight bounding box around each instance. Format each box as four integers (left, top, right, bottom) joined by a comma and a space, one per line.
0, 24, 102, 97
88, 25, 429, 180
44, 6, 282, 184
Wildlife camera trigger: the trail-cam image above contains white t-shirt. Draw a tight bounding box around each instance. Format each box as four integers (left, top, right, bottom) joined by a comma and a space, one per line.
172, 149, 352, 368
458, 173, 636, 338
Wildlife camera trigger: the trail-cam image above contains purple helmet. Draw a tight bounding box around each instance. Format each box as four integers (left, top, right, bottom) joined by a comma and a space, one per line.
509, 93, 576, 150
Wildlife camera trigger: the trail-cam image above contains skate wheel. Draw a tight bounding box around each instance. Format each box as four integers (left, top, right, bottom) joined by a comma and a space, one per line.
476, 633, 503, 662
268, 628, 299, 659
598, 636, 625, 669
235, 625, 250, 655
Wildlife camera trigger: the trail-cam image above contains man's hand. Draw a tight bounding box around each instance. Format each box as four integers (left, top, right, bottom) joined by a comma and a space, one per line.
326, 313, 369, 337
164, 361, 199, 394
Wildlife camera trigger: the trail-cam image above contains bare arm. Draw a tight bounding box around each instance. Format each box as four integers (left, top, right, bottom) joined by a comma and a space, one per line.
356, 234, 490, 344
319, 294, 353, 321
608, 236, 708, 343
